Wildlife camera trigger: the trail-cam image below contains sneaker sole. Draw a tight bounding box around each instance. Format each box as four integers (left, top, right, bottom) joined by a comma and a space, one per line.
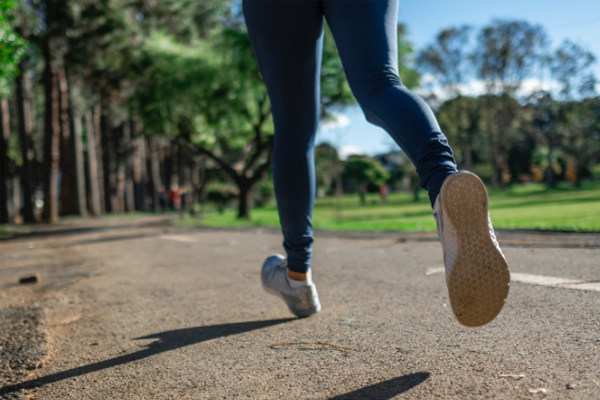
441, 172, 510, 327
262, 285, 321, 318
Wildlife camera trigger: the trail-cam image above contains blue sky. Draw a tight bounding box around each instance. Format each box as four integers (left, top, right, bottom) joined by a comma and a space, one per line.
316, 0, 600, 158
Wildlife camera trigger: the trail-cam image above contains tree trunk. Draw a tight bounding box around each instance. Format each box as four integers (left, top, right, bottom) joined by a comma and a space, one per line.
16, 62, 37, 223
574, 164, 584, 188
190, 160, 205, 217
464, 142, 473, 171
169, 141, 179, 191
0, 99, 10, 223
101, 106, 117, 213
178, 144, 192, 215
85, 110, 102, 216
72, 111, 88, 217
545, 146, 556, 188
58, 67, 78, 216
113, 124, 125, 213
147, 136, 161, 212
42, 54, 61, 223
359, 182, 367, 206
335, 165, 343, 222
93, 104, 105, 213
12, 176, 20, 221
133, 129, 147, 211
122, 121, 135, 212
163, 141, 172, 192
490, 156, 500, 188
237, 180, 254, 219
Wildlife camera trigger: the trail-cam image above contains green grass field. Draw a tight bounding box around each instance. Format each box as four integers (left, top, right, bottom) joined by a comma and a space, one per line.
176, 181, 600, 232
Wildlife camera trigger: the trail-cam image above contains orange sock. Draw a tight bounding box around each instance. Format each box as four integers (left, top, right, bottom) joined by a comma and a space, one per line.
288, 270, 308, 281
287, 269, 312, 288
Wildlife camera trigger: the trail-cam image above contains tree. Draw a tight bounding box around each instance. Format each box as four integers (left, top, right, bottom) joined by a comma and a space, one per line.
0, 98, 10, 223
478, 94, 527, 186
418, 26, 478, 169
0, 0, 25, 97
436, 95, 480, 170
527, 91, 560, 187
551, 40, 597, 101
314, 142, 341, 197
343, 156, 389, 206
15, 58, 37, 223
548, 40, 597, 185
417, 25, 472, 100
471, 20, 547, 186
559, 99, 600, 186
134, 19, 354, 219
471, 20, 548, 96
396, 24, 420, 90
1, 0, 26, 223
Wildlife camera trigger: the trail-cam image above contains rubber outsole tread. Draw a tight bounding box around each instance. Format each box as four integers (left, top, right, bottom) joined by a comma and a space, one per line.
441, 173, 510, 327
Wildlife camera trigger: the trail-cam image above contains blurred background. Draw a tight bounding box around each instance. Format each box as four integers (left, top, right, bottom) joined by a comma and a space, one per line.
0, 0, 599, 234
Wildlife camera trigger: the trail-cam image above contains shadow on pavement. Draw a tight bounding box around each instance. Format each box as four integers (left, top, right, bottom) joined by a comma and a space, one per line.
0, 318, 293, 395
0, 218, 171, 242
328, 372, 430, 399
69, 233, 159, 246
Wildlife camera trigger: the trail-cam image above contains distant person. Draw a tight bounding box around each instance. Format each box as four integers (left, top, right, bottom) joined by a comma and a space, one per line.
167, 185, 181, 210
158, 186, 168, 211
180, 187, 188, 214
379, 184, 389, 204
244, 0, 510, 327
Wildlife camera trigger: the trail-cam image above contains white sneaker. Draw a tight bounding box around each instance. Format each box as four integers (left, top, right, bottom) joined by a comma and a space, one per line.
434, 171, 510, 327
261, 255, 321, 317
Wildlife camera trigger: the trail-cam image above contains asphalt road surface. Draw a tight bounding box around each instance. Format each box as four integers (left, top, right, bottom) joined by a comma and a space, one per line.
1, 216, 599, 399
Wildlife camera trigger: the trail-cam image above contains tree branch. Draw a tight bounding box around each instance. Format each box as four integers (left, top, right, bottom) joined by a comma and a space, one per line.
249, 142, 274, 184
244, 135, 273, 176
186, 141, 240, 183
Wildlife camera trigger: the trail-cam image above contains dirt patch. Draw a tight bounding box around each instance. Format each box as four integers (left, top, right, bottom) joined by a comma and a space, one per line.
0, 307, 48, 399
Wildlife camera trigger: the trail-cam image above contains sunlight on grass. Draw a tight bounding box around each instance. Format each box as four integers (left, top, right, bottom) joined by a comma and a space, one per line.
174, 181, 600, 232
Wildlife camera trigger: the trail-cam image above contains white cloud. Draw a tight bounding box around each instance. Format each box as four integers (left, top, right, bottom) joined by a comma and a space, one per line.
516, 78, 561, 98
417, 77, 564, 102
338, 144, 364, 160
319, 114, 351, 131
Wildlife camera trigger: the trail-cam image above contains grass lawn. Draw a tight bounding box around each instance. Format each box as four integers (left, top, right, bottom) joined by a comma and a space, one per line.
176, 180, 600, 232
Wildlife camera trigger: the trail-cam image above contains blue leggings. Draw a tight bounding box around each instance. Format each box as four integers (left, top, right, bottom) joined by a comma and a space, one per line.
243, 0, 458, 273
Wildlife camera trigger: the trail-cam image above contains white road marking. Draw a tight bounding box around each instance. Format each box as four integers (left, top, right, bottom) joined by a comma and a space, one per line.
425, 266, 445, 276
510, 272, 582, 286
511, 272, 600, 292
425, 268, 600, 292
159, 235, 197, 243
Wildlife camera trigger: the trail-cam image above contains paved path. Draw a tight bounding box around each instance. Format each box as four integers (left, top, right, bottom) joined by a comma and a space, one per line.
1, 217, 599, 399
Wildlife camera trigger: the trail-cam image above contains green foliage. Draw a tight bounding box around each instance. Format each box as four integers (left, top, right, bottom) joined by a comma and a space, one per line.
343, 156, 390, 187
551, 40, 597, 100
179, 181, 600, 233
0, 0, 25, 97
314, 142, 341, 192
397, 24, 420, 90
417, 25, 471, 97
559, 98, 600, 174
320, 25, 354, 113
207, 185, 238, 214
472, 19, 548, 95
134, 28, 269, 153
436, 95, 480, 168
132, 0, 232, 42
134, 32, 218, 136
254, 180, 273, 207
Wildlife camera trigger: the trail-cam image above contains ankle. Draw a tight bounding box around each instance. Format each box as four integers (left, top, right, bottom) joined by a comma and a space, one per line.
287, 269, 312, 288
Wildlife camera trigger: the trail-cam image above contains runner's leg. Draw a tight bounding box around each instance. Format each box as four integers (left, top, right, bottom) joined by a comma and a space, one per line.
243, 0, 323, 274
323, 0, 458, 204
